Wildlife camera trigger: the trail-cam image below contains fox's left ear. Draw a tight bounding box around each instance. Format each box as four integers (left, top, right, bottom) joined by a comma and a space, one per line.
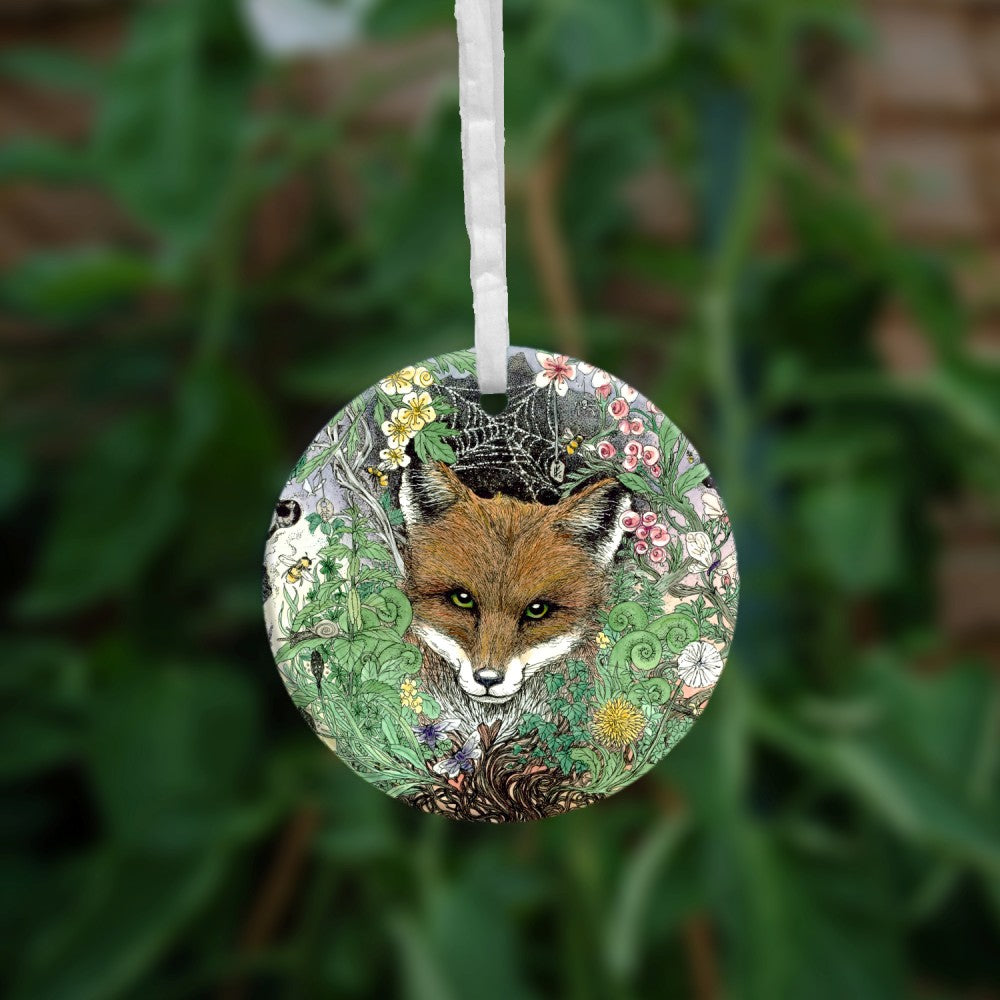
554, 479, 631, 567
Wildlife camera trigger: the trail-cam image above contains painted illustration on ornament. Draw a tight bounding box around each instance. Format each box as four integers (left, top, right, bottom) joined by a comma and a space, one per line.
263, 348, 738, 821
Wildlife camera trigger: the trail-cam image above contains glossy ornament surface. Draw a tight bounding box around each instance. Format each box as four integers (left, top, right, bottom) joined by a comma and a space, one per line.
263, 347, 738, 821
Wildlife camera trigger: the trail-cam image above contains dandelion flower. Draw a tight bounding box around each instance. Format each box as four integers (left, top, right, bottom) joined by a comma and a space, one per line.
592, 697, 645, 748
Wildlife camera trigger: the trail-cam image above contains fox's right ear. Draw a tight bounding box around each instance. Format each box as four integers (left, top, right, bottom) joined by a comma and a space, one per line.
399, 462, 470, 528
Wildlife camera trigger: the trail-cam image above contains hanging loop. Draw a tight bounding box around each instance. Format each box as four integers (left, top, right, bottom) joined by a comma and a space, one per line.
456, 0, 509, 396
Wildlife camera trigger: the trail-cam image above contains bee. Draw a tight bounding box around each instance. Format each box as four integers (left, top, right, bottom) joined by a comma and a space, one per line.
686, 449, 696, 463
283, 556, 312, 585
562, 430, 585, 456
366, 465, 389, 489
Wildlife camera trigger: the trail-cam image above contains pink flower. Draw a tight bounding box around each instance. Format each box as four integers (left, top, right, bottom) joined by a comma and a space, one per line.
619, 420, 632, 435
646, 400, 659, 413
619, 510, 641, 532
642, 445, 660, 467
641, 511, 657, 528
624, 441, 642, 459
622, 455, 639, 472
596, 383, 612, 399
636, 526, 649, 541
649, 546, 667, 564
627, 419, 643, 435
635, 540, 649, 555
596, 441, 616, 459
534, 353, 576, 396
608, 398, 629, 420
649, 524, 670, 546
650, 464, 662, 478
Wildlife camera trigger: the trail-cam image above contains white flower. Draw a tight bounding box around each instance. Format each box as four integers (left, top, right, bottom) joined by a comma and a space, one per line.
379, 446, 410, 469
702, 491, 726, 520
621, 383, 638, 402
578, 362, 612, 389
399, 390, 436, 431
382, 409, 415, 448
713, 552, 738, 590
379, 366, 416, 395
684, 531, 714, 567
677, 640, 724, 688
534, 353, 576, 395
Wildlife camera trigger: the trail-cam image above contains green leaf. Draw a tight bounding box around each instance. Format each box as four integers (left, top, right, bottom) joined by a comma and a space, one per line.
543, 0, 673, 87
1, 249, 155, 321
657, 418, 681, 458
618, 471, 655, 496
413, 428, 457, 464
0, 47, 105, 92
92, 1, 255, 248
390, 744, 426, 771
13, 849, 231, 1000
604, 815, 688, 982
569, 746, 603, 777
380, 715, 399, 748
0, 139, 95, 183
673, 462, 709, 498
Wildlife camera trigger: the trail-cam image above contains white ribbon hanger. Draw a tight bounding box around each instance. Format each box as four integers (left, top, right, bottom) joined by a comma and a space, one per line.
455, 0, 509, 397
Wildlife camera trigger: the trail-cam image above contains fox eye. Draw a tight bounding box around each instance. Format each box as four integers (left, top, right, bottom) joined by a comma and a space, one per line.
523, 600, 550, 621
448, 589, 476, 611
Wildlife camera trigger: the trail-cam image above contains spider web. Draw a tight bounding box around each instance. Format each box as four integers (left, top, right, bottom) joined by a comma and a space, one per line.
432, 355, 602, 504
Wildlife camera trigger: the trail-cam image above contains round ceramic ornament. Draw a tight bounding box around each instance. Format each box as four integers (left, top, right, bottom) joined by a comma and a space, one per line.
263, 348, 739, 820
262, 0, 738, 820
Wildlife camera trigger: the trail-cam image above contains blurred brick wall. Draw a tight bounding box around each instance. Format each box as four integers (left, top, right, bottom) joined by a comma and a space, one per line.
860, 0, 1000, 652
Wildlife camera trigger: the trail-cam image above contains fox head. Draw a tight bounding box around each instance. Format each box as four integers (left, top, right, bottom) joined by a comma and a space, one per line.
399, 463, 629, 704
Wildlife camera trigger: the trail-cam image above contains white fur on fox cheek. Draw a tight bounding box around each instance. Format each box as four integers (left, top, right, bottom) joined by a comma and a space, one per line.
412, 624, 487, 696
490, 630, 584, 698
413, 624, 469, 674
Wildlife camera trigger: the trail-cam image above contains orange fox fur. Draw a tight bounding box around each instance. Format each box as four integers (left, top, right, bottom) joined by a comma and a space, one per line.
399, 463, 628, 733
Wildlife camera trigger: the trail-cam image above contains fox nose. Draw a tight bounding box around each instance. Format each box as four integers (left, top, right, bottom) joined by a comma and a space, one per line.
473, 668, 502, 690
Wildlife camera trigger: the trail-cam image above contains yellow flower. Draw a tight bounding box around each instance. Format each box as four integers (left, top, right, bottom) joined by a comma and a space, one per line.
412, 366, 434, 388
379, 367, 416, 395
382, 409, 415, 448
411, 696, 423, 714
595, 631, 611, 649
400, 391, 436, 431
400, 679, 417, 697
592, 697, 645, 748
379, 446, 410, 470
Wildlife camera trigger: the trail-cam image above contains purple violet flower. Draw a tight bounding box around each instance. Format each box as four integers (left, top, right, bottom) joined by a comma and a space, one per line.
412, 718, 460, 747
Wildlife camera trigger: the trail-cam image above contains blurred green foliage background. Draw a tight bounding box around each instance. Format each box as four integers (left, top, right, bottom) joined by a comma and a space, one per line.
2, 0, 999, 997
